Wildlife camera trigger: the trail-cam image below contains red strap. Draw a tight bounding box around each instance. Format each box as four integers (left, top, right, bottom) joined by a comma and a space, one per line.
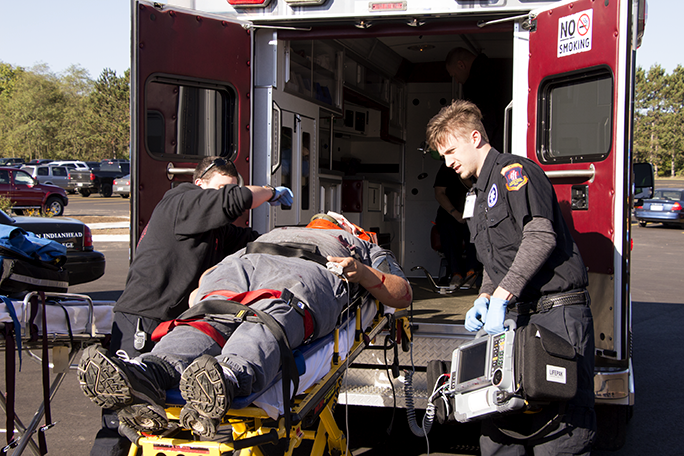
151, 318, 227, 347
153, 288, 315, 344
201, 288, 282, 304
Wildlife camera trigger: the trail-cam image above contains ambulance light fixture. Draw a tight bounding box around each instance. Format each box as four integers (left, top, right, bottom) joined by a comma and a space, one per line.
228, 0, 272, 7
285, 0, 327, 5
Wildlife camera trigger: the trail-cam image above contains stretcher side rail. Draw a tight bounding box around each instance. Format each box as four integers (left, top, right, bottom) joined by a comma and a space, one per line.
131, 304, 407, 456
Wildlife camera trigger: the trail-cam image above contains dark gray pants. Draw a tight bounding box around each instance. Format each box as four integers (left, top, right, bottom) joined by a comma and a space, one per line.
479, 303, 596, 455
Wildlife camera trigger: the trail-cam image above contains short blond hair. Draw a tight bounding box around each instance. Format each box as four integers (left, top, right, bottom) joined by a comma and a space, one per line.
425, 100, 489, 150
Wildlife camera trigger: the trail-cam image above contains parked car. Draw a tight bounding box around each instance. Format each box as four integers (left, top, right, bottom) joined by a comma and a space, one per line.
21, 165, 70, 192
0, 167, 68, 216
0, 210, 105, 285
113, 174, 130, 198
26, 159, 53, 165
69, 161, 130, 197
0, 158, 25, 167
634, 188, 684, 228
49, 160, 89, 170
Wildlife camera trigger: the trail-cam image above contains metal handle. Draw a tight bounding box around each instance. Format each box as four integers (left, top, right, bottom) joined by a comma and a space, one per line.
545, 164, 595, 182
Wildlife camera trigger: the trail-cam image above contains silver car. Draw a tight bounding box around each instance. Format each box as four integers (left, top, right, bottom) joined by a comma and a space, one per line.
113, 174, 130, 198
21, 165, 70, 191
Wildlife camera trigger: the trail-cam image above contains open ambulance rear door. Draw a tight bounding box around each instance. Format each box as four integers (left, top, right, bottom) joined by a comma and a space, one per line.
518, 0, 641, 448
131, 0, 253, 248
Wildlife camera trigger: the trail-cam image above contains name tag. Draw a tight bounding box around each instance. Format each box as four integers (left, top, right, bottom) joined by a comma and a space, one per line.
463, 193, 476, 219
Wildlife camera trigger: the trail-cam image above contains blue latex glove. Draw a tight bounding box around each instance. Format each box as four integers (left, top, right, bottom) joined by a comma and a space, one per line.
269, 186, 293, 206
464, 296, 489, 332
483, 297, 509, 334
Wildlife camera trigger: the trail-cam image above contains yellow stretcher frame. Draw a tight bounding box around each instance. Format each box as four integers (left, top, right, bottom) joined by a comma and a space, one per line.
127, 304, 409, 456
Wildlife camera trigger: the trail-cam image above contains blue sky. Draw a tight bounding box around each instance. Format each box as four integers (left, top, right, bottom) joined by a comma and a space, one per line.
0, 0, 679, 78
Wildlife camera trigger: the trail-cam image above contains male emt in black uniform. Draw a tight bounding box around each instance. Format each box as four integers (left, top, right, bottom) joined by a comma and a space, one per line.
426, 100, 596, 455
92, 156, 293, 456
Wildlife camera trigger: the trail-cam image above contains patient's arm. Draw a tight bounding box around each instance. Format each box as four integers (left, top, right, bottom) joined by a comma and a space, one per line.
326, 255, 412, 309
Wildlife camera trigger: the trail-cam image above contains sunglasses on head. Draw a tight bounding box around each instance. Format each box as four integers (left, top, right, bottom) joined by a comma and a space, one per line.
199, 158, 228, 180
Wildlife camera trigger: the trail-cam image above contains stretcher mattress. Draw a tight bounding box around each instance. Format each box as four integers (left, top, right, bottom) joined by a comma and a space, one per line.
0, 297, 114, 337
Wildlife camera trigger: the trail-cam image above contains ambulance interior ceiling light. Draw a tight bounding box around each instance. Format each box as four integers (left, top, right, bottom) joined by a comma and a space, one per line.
408, 44, 435, 52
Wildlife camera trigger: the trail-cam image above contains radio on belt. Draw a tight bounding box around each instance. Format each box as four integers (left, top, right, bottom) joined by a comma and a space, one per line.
447, 321, 525, 422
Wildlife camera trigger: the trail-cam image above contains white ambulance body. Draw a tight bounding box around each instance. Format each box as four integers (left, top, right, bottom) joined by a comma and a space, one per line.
131, 0, 647, 447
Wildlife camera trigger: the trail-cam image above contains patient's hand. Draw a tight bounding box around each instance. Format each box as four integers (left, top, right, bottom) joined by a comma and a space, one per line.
326, 256, 362, 282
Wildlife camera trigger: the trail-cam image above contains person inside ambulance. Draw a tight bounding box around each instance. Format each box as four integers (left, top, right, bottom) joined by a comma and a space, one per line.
78, 213, 412, 439
426, 100, 595, 455
445, 47, 510, 152
92, 156, 293, 456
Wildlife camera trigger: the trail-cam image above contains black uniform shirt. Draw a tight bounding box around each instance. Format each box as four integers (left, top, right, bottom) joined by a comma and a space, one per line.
467, 149, 587, 302
114, 183, 259, 321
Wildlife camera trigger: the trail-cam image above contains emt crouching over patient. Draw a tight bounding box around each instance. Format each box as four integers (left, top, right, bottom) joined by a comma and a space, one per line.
78, 214, 412, 440
92, 156, 293, 455
426, 100, 596, 455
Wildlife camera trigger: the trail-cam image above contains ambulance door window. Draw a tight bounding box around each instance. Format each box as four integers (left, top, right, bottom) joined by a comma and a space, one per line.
302, 132, 311, 211
538, 68, 613, 164
145, 79, 237, 160
298, 115, 316, 224
274, 112, 298, 227
281, 126, 293, 208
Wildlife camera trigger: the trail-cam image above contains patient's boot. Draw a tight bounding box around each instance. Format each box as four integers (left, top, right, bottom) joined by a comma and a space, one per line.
179, 355, 235, 438
78, 345, 168, 412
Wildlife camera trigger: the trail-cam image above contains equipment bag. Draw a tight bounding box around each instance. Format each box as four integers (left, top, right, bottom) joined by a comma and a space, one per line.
515, 323, 577, 402
0, 225, 68, 294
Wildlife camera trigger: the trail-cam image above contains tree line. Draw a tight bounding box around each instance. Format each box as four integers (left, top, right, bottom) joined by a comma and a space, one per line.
0, 61, 682, 176
634, 64, 684, 177
0, 63, 129, 162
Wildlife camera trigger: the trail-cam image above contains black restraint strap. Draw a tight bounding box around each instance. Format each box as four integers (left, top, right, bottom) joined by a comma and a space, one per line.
37, 292, 52, 456
245, 242, 328, 267
180, 299, 300, 441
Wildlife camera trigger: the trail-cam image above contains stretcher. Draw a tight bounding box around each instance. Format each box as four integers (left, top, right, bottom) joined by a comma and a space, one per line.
0, 292, 114, 456
127, 300, 409, 456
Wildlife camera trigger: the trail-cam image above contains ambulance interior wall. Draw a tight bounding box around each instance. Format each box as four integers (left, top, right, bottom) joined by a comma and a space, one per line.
403, 82, 452, 276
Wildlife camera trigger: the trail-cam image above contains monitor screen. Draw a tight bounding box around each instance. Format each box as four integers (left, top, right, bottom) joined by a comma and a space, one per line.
457, 339, 488, 384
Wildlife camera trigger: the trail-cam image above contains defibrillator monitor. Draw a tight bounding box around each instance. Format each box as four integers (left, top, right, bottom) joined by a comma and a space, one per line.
451, 335, 490, 392
447, 326, 524, 422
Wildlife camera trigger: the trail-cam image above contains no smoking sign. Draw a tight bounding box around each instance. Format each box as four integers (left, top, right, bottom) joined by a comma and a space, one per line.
557, 9, 593, 57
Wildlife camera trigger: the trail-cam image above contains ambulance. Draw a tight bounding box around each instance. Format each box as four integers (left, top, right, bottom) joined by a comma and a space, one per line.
130, 0, 648, 448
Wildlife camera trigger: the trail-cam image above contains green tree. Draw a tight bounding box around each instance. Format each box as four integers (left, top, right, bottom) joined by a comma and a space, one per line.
661, 65, 684, 177
87, 68, 130, 160
1, 66, 65, 160
58, 65, 95, 160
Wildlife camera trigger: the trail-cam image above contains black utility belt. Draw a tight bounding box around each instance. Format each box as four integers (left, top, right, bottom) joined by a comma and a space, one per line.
513, 289, 589, 315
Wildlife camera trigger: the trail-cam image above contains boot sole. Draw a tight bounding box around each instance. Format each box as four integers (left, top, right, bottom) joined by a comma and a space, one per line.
78, 345, 134, 410
179, 406, 219, 438
118, 403, 168, 433
179, 355, 229, 420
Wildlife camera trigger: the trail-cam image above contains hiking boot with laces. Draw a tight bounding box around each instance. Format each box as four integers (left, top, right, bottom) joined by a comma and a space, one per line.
179, 355, 235, 438
78, 345, 166, 412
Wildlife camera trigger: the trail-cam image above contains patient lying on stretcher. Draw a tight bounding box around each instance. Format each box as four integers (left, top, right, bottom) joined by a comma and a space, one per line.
78, 214, 412, 438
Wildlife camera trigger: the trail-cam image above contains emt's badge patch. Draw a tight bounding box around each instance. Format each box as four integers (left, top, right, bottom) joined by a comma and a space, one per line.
501, 163, 528, 191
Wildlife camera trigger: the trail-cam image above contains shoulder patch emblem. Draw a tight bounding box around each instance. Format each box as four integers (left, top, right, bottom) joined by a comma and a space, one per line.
501, 163, 528, 191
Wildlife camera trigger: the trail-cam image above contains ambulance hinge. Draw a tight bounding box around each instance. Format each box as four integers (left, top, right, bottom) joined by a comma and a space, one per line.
522, 14, 537, 32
